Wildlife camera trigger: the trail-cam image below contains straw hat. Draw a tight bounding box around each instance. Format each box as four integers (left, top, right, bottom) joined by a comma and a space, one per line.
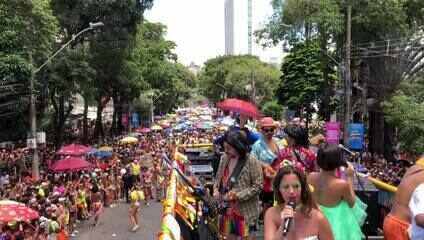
258, 117, 277, 128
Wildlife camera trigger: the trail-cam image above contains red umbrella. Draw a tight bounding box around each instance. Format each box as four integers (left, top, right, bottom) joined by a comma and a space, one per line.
51, 156, 92, 172
57, 144, 92, 156
0, 204, 39, 223
217, 98, 261, 118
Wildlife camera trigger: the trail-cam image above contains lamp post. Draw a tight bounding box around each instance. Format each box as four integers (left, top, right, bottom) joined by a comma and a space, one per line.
30, 22, 104, 180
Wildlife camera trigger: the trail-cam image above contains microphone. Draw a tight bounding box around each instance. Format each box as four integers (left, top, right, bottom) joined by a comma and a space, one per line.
338, 144, 356, 156
282, 201, 296, 236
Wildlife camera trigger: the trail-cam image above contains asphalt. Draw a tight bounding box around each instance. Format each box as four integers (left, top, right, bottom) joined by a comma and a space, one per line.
73, 201, 162, 240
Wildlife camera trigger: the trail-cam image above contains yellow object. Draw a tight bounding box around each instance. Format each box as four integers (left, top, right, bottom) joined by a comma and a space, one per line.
368, 177, 397, 193
98, 146, 113, 152
131, 163, 141, 176
120, 136, 138, 144
416, 157, 424, 167
174, 152, 188, 164
277, 138, 288, 148
0, 200, 23, 205
130, 190, 139, 202
152, 125, 163, 131
38, 188, 45, 198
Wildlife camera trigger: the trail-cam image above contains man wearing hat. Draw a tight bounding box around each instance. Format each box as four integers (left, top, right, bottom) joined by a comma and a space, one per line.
251, 117, 281, 215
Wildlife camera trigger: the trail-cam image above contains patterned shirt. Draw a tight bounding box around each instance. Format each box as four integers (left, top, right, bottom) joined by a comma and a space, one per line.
274, 146, 317, 173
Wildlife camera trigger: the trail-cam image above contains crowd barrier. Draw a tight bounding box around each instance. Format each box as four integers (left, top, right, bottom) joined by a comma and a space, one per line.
158, 144, 218, 240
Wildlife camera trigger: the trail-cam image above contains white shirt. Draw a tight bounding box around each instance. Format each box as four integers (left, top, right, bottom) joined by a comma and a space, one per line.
409, 183, 424, 239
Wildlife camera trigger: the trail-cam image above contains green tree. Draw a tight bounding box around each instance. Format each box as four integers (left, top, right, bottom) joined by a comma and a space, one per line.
46, 47, 95, 147
277, 42, 336, 127
131, 22, 194, 116
262, 100, 284, 120
51, 0, 154, 139
198, 55, 280, 104
383, 82, 424, 154
0, 0, 58, 140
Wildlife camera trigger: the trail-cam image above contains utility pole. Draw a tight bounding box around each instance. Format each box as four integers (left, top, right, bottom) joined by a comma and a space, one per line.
251, 71, 256, 104
29, 53, 40, 180
343, 2, 352, 146
28, 22, 104, 180
247, 0, 253, 55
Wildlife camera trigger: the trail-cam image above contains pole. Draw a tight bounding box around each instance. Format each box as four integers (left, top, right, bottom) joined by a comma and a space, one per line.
343, 2, 352, 146
251, 71, 256, 104
28, 22, 103, 179
29, 53, 40, 180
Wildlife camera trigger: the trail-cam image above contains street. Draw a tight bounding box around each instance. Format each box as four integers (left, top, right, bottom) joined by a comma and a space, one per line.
74, 201, 162, 240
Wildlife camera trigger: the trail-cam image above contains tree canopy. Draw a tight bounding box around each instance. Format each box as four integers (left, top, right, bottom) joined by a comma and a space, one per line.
198, 55, 280, 105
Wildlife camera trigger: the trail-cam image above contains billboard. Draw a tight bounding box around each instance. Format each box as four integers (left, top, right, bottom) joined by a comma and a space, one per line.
348, 123, 365, 150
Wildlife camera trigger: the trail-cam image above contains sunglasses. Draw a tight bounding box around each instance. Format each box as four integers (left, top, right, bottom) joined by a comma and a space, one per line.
262, 128, 275, 133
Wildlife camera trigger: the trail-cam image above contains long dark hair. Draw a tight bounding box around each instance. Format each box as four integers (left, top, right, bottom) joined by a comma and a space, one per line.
284, 125, 309, 148
223, 130, 251, 160
317, 144, 347, 171
273, 166, 314, 215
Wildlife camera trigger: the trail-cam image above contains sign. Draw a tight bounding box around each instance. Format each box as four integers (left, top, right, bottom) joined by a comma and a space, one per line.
26, 138, 37, 149
131, 113, 139, 128
122, 113, 128, 127
348, 123, 365, 150
325, 122, 340, 144
36, 132, 46, 144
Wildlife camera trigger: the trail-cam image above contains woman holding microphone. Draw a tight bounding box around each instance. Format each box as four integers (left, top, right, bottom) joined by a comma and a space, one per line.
264, 165, 333, 240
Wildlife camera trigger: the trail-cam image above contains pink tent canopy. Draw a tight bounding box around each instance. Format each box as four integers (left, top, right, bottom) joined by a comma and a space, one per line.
51, 156, 92, 172
57, 144, 92, 156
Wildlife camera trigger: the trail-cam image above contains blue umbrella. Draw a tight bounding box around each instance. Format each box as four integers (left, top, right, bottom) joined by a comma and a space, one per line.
91, 150, 113, 158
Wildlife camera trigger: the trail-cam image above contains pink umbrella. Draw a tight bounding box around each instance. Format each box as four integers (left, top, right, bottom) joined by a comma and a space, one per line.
137, 128, 151, 133
51, 156, 92, 172
217, 98, 261, 118
0, 204, 39, 223
57, 144, 92, 156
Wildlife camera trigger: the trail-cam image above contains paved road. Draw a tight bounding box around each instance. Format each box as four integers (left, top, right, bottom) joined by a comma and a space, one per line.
73, 201, 162, 240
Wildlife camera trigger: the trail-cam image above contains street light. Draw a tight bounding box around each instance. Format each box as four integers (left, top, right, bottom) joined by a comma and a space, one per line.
29, 22, 104, 180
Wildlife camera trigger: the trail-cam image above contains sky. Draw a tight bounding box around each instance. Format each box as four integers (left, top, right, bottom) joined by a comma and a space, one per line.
144, 0, 283, 66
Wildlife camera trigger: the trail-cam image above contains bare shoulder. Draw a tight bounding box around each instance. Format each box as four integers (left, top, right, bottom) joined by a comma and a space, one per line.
308, 172, 319, 183
265, 206, 281, 221
310, 208, 326, 220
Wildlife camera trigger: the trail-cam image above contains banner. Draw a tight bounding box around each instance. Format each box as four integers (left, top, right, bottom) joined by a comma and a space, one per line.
131, 113, 139, 128
325, 122, 340, 144
36, 132, 46, 144
348, 123, 365, 150
27, 138, 36, 149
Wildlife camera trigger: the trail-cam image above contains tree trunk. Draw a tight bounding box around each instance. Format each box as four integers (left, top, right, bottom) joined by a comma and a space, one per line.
54, 95, 65, 149
369, 110, 385, 155
94, 98, 104, 141
111, 91, 118, 137
82, 96, 89, 144
319, 32, 332, 121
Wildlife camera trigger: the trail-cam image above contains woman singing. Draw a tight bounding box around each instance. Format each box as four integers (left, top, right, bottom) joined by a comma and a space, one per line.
264, 166, 333, 240
213, 130, 263, 240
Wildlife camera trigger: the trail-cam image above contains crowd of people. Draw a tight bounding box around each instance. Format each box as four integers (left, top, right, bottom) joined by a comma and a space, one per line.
0, 130, 177, 239
0, 108, 422, 240
209, 116, 422, 240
